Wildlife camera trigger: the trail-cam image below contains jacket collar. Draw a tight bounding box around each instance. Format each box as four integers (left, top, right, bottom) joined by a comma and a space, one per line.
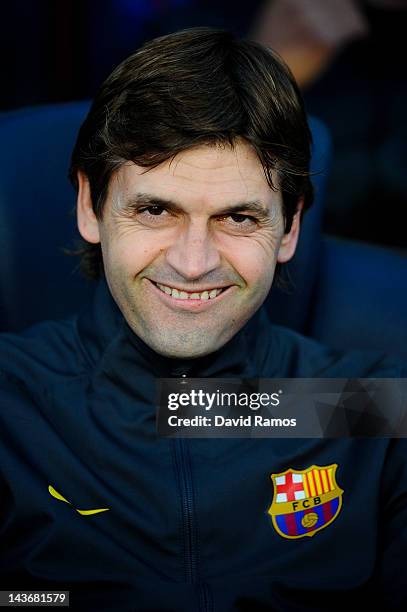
76, 276, 276, 379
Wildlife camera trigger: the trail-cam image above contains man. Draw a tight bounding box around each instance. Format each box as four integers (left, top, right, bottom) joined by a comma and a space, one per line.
0, 28, 405, 611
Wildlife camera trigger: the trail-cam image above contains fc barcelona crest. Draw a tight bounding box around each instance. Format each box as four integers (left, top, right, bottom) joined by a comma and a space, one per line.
268, 464, 343, 539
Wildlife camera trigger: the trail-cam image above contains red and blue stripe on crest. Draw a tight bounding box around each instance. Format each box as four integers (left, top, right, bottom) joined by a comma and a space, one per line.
275, 497, 340, 537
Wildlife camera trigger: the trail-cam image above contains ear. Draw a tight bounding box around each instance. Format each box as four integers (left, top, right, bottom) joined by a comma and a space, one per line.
76, 171, 101, 244
277, 197, 304, 263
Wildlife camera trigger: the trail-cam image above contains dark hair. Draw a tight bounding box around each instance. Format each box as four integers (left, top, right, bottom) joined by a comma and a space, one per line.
69, 27, 313, 279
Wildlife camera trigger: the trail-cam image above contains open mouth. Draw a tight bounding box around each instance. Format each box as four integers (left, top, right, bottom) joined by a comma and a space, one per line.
150, 281, 230, 301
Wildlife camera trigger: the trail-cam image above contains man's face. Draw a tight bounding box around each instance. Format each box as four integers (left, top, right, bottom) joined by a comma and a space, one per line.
77, 140, 301, 359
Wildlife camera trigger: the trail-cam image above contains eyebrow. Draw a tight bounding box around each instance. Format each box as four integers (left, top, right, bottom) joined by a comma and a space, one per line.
122, 192, 272, 218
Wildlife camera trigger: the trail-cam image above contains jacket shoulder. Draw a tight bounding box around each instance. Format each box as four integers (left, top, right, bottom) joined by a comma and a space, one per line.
268, 324, 406, 377
0, 316, 85, 390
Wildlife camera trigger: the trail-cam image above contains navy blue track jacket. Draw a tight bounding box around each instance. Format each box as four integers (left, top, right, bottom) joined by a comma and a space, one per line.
0, 278, 406, 611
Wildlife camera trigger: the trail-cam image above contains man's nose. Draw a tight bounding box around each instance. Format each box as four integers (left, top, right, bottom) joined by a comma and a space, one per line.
165, 221, 221, 280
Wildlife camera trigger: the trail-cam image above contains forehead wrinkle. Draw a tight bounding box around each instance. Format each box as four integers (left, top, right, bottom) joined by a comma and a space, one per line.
163, 160, 268, 201
167, 161, 244, 184
169, 142, 252, 174
139, 166, 261, 204
173, 154, 238, 171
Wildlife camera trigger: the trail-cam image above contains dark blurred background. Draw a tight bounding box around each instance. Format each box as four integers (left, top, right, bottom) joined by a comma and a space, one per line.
2, 0, 406, 250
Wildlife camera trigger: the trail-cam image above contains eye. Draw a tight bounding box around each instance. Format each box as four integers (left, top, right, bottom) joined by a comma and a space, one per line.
230, 213, 253, 223
134, 205, 175, 225
217, 213, 258, 232
139, 205, 167, 216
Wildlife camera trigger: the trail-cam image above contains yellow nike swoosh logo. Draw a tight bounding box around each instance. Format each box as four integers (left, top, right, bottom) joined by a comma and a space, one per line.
48, 485, 110, 515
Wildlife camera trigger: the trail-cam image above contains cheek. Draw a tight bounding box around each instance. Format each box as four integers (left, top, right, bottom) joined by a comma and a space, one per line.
237, 257, 274, 287
222, 235, 279, 285
104, 227, 164, 273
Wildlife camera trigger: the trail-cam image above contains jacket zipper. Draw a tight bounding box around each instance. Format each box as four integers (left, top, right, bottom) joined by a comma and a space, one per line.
171, 368, 212, 611
173, 436, 198, 582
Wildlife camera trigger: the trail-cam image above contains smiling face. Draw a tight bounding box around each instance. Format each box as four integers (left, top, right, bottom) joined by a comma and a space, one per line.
77, 140, 302, 359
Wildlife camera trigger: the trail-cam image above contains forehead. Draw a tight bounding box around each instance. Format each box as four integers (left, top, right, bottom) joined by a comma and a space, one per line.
112, 140, 276, 208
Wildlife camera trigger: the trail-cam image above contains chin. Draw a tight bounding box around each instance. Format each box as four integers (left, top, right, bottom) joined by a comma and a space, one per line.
143, 330, 225, 360
151, 342, 217, 360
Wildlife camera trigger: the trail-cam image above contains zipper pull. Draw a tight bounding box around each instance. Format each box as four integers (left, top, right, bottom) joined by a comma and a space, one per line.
170, 365, 190, 378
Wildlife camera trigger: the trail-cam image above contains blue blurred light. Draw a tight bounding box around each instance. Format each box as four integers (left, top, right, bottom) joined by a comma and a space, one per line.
117, 0, 154, 19
117, 0, 191, 20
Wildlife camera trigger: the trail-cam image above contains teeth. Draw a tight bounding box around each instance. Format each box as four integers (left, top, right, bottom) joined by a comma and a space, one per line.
156, 283, 225, 300
158, 283, 173, 295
